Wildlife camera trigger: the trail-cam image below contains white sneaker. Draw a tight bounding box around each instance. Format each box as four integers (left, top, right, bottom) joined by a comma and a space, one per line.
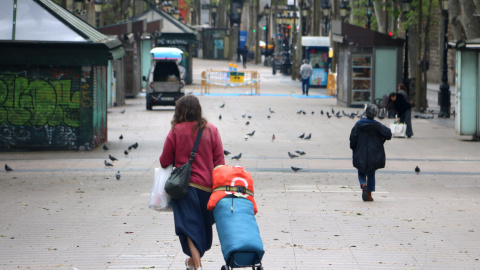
185, 258, 194, 270
197, 268, 203, 270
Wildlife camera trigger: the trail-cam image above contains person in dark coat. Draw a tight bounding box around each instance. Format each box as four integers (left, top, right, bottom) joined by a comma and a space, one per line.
390, 92, 414, 138
242, 45, 248, 68
350, 104, 392, 201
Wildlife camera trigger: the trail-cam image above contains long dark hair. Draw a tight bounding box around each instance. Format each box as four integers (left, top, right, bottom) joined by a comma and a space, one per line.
171, 95, 207, 132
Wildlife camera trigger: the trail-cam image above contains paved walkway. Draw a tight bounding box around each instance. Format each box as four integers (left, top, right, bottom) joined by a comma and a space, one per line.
0, 58, 479, 270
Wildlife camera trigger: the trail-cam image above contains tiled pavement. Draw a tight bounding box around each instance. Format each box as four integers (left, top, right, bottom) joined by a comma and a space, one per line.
0, 59, 479, 270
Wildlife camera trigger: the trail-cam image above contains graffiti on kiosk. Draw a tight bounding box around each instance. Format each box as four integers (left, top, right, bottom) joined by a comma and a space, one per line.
0, 72, 87, 128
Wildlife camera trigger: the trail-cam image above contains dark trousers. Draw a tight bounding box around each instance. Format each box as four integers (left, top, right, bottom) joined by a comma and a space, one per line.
358, 171, 376, 192
301, 78, 310, 95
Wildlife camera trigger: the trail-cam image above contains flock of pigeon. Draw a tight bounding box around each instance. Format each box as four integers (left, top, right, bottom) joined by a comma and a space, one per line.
2, 104, 421, 175
102, 136, 139, 180
215, 102, 421, 175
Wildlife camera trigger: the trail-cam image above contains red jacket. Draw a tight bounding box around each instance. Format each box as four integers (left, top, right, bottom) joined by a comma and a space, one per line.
160, 122, 225, 189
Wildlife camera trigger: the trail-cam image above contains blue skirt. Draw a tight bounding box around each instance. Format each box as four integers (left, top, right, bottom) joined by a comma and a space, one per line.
172, 186, 214, 257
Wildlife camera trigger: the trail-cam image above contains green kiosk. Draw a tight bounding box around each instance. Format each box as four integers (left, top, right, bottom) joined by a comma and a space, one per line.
332, 20, 404, 107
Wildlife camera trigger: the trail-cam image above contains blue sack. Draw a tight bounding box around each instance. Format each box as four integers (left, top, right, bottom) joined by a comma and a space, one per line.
213, 197, 264, 267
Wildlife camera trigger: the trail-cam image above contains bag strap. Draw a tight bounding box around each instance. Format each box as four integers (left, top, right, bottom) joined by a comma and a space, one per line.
188, 127, 203, 163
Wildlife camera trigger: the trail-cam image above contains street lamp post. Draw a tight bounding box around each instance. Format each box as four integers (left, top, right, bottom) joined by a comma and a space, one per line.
301, 4, 309, 36
402, 0, 412, 96
263, 4, 271, 66
211, 4, 217, 27
438, 0, 450, 118
321, 0, 330, 36
74, 0, 84, 14
236, 5, 243, 62
339, 1, 349, 22
366, 0, 373, 29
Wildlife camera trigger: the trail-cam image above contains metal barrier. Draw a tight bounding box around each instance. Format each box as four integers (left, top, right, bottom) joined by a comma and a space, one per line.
201, 70, 260, 95
326, 73, 337, 97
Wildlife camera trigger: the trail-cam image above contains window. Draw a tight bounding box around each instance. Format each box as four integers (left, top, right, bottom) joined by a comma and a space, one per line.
351, 56, 372, 103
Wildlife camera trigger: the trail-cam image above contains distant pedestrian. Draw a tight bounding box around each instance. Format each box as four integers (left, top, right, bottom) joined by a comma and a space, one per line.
390, 92, 414, 138
300, 59, 313, 96
397, 83, 409, 101
349, 104, 392, 202
242, 45, 248, 68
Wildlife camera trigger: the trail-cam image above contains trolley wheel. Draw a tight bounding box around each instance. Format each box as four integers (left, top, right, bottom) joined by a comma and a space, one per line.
221, 265, 229, 270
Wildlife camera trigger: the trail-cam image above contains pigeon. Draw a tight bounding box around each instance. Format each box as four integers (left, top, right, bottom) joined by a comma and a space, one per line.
304, 133, 312, 140
291, 166, 302, 172
332, 108, 335, 114
295, 150, 306, 155
297, 110, 303, 114
336, 114, 342, 118
132, 142, 138, 149
288, 152, 299, 158
272, 134, 275, 142
269, 108, 275, 113
128, 146, 132, 151
326, 112, 332, 118
311, 111, 314, 115
219, 103, 225, 108
116, 171, 121, 180
415, 166, 420, 175
103, 144, 109, 151
321, 110, 324, 115
231, 153, 242, 160
336, 111, 341, 117
298, 133, 305, 139
109, 154, 118, 162
5, 164, 13, 172
248, 115, 252, 119
342, 110, 348, 116
245, 121, 250, 125
219, 114, 222, 120
242, 114, 246, 118
120, 109, 126, 114
104, 160, 113, 167
246, 130, 255, 136
224, 150, 231, 156
267, 115, 271, 119
124, 150, 129, 156
302, 111, 306, 115
119, 134, 123, 140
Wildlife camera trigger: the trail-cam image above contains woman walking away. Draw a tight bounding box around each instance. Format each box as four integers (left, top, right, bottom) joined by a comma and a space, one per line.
390, 92, 414, 138
349, 104, 392, 202
160, 95, 225, 270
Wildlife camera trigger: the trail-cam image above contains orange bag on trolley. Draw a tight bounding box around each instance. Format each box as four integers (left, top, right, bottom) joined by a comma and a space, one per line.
207, 165, 258, 214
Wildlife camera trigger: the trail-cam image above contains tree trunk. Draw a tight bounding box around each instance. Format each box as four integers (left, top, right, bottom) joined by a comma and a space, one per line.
373, 1, 386, 33
217, 1, 226, 28
312, 0, 321, 36
449, 0, 464, 40
458, 0, 480, 39
422, 0, 433, 110
408, 25, 418, 102
414, 0, 423, 112
194, 0, 201, 25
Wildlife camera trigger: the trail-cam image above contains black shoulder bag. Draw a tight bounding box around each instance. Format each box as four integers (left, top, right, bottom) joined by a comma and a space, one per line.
164, 127, 203, 199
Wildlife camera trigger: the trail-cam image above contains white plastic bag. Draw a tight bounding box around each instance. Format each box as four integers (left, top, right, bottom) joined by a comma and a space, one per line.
149, 165, 173, 211
389, 123, 407, 138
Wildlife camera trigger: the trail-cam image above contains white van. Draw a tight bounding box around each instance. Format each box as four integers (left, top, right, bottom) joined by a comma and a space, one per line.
143, 47, 185, 110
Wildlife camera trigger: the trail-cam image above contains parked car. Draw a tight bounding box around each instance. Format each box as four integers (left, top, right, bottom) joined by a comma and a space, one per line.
143, 47, 185, 110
